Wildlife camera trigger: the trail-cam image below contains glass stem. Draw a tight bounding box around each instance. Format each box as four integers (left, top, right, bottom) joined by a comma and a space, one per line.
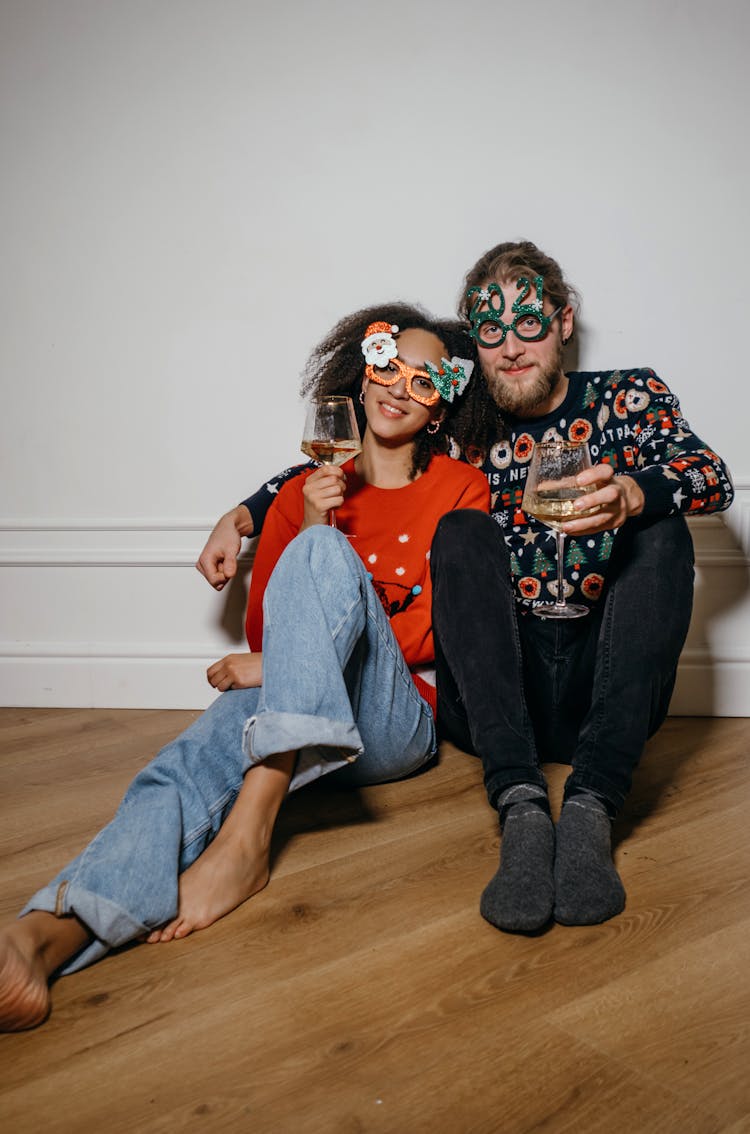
323, 460, 337, 527
554, 530, 567, 608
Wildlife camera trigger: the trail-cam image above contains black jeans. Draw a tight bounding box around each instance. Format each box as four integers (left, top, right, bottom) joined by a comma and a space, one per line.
431, 510, 695, 815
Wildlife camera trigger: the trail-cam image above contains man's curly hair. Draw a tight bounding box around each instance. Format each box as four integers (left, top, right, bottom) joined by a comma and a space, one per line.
459, 239, 581, 325
300, 302, 501, 478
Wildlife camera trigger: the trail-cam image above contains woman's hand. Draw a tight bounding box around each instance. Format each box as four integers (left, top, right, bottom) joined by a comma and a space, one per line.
301, 465, 347, 529
207, 652, 263, 691
560, 464, 645, 534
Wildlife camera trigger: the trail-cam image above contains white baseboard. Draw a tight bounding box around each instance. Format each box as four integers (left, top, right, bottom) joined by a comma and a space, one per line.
0, 652, 219, 710
0, 645, 748, 715
670, 647, 750, 716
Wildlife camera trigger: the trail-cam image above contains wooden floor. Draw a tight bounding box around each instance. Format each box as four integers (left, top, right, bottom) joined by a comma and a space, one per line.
0, 709, 749, 1133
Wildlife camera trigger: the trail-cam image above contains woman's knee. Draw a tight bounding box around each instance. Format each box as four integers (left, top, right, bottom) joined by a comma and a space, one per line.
275, 526, 360, 584
265, 527, 367, 636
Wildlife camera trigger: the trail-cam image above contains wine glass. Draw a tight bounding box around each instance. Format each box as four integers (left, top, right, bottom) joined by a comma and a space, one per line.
521, 439, 599, 619
300, 395, 362, 527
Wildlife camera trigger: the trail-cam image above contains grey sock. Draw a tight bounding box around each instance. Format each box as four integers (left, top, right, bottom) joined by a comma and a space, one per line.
554, 793, 626, 926
480, 784, 554, 933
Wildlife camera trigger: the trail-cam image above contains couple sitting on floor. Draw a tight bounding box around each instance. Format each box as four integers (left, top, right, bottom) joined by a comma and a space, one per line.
0, 240, 733, 1031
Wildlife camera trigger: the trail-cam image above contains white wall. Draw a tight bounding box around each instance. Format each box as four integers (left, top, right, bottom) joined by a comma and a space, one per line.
1, 0, 748, 713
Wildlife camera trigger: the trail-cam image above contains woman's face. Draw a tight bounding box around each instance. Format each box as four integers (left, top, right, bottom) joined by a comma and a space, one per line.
362, 327, 446, 444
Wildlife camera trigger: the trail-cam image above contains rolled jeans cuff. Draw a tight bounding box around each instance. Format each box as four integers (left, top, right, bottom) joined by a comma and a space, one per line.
20, 881, 144, 974
243, 712, 364, 792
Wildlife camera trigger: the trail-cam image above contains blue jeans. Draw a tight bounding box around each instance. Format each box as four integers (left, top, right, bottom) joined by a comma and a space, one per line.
22, 528, 435, 972
431, 510, 694, 815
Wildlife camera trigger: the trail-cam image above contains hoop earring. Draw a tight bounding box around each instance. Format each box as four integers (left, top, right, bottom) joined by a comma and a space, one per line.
358, 389, 365, 405
562, 336, 571, 347
426, 420, 441, 435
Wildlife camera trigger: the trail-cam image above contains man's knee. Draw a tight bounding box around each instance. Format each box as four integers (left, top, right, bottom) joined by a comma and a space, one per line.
616, 513, 694, 574
435, 508, 493, 542
602, 515, 694, 675
432, 509, 500, 568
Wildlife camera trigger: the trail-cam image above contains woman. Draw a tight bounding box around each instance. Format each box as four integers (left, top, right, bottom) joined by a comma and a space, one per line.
0, 303, 489, 1031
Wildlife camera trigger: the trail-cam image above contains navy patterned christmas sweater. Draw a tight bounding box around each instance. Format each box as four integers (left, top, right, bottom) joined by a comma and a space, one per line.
241, 370, 734, 611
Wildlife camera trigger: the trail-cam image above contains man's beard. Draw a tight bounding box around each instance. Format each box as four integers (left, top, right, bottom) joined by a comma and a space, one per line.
483, 343, 564, 418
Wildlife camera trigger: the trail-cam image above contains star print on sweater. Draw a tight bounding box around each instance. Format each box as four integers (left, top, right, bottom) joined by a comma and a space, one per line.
477, 369, 733, 610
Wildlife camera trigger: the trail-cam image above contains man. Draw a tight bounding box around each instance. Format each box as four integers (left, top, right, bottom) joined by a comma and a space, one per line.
196, 240, 734, 932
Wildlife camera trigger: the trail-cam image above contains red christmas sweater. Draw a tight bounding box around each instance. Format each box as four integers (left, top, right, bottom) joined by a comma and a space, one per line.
245, 454, 490, 714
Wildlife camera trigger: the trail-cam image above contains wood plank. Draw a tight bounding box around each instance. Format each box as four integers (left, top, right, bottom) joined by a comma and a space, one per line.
1, 710, 749, 1132
548, 919, 750, 1126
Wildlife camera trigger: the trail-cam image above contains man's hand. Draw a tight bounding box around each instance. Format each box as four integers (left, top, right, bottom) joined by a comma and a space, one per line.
301, 466, 347, 529
207, 651, 263, 691
560, 464, 645, 535
196, 505, 254, 590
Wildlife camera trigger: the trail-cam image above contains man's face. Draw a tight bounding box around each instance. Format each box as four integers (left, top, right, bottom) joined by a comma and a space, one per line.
473, 278, 573, 418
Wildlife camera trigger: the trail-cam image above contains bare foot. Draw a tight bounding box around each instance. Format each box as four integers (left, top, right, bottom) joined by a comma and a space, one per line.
146, 832, 270, 943
0, 912, 92, 1032
0, 927, 52, 1031
147, 749, 295, 944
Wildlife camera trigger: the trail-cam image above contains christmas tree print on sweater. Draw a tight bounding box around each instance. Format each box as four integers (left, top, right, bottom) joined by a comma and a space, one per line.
473, 369, 733, 611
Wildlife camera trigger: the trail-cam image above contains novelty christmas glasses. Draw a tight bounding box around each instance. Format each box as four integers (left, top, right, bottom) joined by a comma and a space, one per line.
361, 321, 473, 406
366, 357, 442, 406
467, 275, 562, 349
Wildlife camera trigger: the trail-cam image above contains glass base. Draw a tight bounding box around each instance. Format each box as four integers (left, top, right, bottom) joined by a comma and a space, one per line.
532, 602, 590, 619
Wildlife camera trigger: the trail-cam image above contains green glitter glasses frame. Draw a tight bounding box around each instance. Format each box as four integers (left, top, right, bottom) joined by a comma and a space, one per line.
466, 275, 562, 349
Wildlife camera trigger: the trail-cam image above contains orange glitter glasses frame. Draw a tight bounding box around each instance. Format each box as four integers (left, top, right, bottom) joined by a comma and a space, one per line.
364, 357, 441, 407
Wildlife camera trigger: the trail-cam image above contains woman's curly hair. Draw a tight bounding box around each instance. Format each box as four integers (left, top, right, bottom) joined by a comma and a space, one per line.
300, 302, 501, 478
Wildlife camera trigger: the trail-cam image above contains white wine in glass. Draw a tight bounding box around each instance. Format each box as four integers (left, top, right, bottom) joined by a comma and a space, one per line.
300, 396, 362, 527
521, 439, 599, 618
